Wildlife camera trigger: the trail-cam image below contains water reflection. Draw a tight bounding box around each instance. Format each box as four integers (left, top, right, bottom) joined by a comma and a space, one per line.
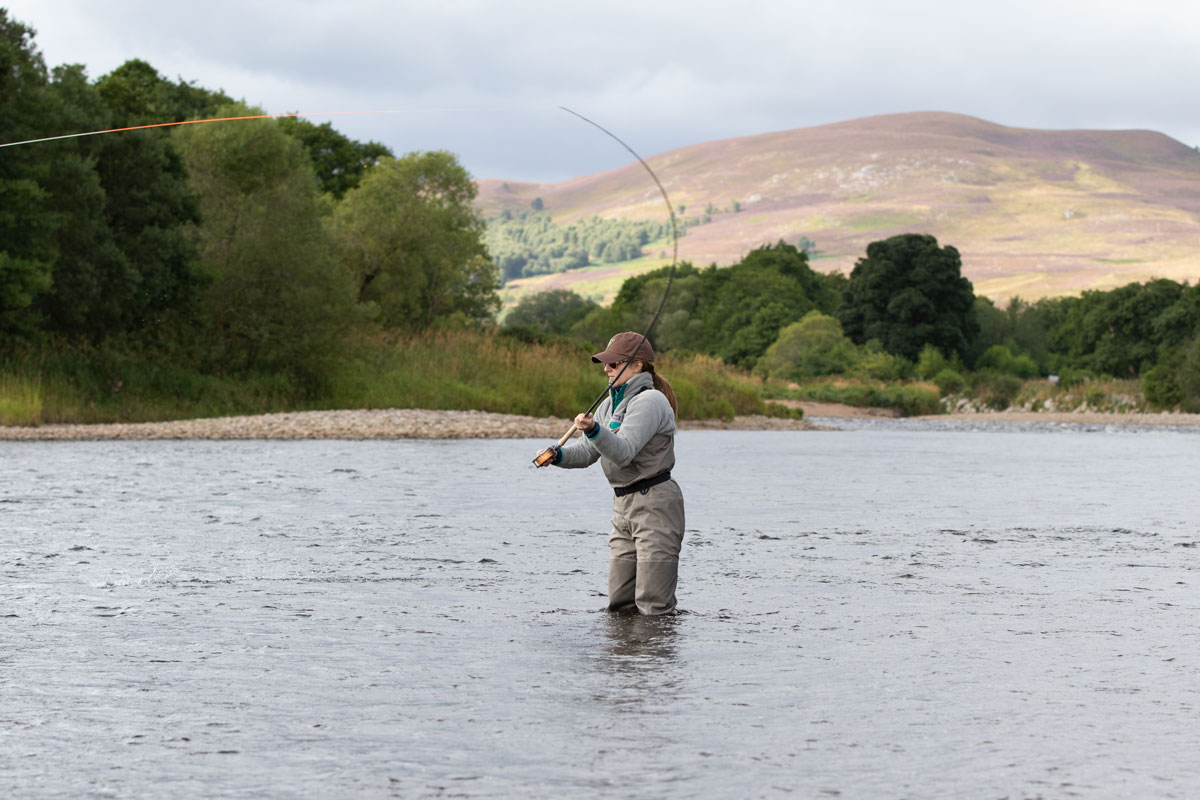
599, 612, 680, 666
584, 613, 684, 715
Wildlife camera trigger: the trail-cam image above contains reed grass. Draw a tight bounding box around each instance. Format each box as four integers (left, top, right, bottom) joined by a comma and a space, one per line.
0, 374, 43, 426
1, 330, 792, 426
773, 376, 943, 417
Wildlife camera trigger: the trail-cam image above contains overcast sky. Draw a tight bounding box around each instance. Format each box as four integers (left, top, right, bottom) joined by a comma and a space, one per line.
7, 0, 1199, 182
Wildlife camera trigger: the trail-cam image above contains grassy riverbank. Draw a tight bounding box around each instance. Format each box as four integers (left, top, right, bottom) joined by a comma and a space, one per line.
0, 330, 797, 427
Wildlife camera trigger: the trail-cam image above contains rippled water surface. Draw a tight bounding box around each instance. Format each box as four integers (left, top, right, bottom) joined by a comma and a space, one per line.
3, 428, 1199, 798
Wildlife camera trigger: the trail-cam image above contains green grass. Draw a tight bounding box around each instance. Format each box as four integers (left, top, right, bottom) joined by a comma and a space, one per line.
0, 375, 43, 426
769, 377, 943, 417
502, 255, 673, 308
845, 214, 924, 232
1, 331, 794, 427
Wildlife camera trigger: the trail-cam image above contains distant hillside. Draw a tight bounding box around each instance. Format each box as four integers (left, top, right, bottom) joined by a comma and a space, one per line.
476, 112, 1200, 303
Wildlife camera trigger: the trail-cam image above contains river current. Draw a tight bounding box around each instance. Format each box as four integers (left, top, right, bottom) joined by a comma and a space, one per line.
3, 424, 1198, 798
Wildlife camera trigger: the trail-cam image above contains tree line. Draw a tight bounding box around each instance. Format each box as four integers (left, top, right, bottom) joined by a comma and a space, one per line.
1, 11, 497, 386
486, 210, 678, 281
505, 235, 1200, 411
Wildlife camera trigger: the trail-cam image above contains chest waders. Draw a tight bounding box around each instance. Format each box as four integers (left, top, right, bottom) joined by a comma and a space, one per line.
599, 379, 686, 616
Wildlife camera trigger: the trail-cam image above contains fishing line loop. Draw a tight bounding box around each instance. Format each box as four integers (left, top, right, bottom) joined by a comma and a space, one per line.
558, 106, 679, 412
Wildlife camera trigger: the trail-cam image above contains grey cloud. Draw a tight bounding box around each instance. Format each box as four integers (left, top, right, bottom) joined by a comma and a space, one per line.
6, 0, 1199, 181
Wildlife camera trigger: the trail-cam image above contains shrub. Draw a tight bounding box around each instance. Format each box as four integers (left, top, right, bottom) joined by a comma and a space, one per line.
851, 349, 911, 382
932, 368, 965, 396
1179, 336, 1200, 413
916, 344, 949, 380
0, 375, 43, 426
973, 372, 1023, 409
1143, 363, 1181, 409
977, 344, 1039, 378
894, 384, 942, 416
757, 311, 859, 380
1141, 340, 1199, 411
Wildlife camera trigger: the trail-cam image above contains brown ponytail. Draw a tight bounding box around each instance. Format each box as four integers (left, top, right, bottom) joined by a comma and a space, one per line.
642, 362, 678, 417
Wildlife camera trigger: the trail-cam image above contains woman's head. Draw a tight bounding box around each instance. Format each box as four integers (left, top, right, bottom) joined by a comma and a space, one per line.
591, 331, 677, 416
591, 331, 654, 367
592, 331, 653, 388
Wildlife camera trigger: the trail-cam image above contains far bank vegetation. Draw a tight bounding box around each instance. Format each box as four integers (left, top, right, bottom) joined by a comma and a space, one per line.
3, 10, 1199, 427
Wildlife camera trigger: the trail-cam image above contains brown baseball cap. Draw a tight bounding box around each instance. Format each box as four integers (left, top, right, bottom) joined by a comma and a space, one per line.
591, 331, 655, 364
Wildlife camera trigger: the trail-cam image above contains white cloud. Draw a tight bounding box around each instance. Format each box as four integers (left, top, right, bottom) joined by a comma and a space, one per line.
6, 0, 1199, 181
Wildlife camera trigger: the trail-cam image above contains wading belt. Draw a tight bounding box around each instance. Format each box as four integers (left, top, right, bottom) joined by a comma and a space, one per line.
614, 471, 671, 497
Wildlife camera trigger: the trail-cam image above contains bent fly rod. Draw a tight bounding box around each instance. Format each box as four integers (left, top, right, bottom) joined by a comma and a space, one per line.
532, 107, 679, 466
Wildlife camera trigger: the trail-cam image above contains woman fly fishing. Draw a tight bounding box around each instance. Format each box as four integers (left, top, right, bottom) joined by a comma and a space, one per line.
534, 332, 685, 615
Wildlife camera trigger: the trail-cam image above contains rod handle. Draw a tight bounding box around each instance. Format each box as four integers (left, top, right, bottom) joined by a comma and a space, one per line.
556, 425, 576, 446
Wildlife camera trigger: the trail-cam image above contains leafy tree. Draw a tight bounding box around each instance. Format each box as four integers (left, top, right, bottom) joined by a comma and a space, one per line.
174, 105, 363, 376
838, 233, 978, 362
757, 311, 859, 380
607, 242, 842, 368
34, 61, 206, 341
0, 11, 57, 333
332, 150, 499, 329
503, 289, 598, 335
276, 116, 391, 199
30, 64, 126, 339
1149, 282, 1200, 352
95, 58, 231, 125
1050, 279, 1184, 377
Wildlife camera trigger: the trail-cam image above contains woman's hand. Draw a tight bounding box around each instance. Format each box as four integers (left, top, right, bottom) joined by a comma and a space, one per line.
574, 412, 595, 433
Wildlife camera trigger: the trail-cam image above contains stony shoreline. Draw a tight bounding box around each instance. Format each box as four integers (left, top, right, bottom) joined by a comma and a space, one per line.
921, 409, 1200, 426
2, 404, 1196, 441
0, 408, 817, 441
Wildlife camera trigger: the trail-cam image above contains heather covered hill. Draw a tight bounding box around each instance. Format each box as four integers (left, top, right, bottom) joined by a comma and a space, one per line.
477, 112, 1200, 302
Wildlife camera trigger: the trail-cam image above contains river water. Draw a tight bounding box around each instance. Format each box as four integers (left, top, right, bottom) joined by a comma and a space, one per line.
3, 424, 1198, 798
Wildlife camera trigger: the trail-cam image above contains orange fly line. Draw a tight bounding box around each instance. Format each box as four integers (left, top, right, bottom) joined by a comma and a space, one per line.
0, 110, 406, 148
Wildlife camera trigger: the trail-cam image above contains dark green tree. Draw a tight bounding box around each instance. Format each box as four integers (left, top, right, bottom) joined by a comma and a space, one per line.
31, 61, 206, 341
276, 116, 391, 199
503, 289, 598, 335
838, 233, 978, 362
1050, 279, 1185, 377
95, 58, 231, 125
0, 11, 56, 333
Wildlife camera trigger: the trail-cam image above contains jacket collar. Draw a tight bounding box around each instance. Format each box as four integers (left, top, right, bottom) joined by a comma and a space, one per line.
611, 371, 654, 407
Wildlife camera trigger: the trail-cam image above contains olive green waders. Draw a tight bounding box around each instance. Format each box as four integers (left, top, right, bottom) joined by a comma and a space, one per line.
607, 479, 685, 615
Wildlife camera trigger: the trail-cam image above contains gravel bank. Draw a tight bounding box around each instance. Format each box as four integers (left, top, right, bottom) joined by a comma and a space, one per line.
0, 408, 816, 441
5, 406, 1195, 441
922, 409, 1200, 426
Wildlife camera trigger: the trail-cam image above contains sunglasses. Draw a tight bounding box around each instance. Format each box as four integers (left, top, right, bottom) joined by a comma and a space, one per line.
605, 359, 629, 369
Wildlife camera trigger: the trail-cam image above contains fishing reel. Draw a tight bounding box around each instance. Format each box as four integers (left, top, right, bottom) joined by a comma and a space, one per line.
533, 445, 560, 468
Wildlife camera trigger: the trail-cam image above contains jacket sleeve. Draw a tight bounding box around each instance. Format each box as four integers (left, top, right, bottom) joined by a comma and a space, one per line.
555, 434, 601, 469
587, 393, 671, 468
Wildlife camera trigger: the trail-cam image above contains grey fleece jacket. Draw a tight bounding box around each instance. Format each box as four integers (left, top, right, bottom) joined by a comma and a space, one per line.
555, 372, 676, 488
